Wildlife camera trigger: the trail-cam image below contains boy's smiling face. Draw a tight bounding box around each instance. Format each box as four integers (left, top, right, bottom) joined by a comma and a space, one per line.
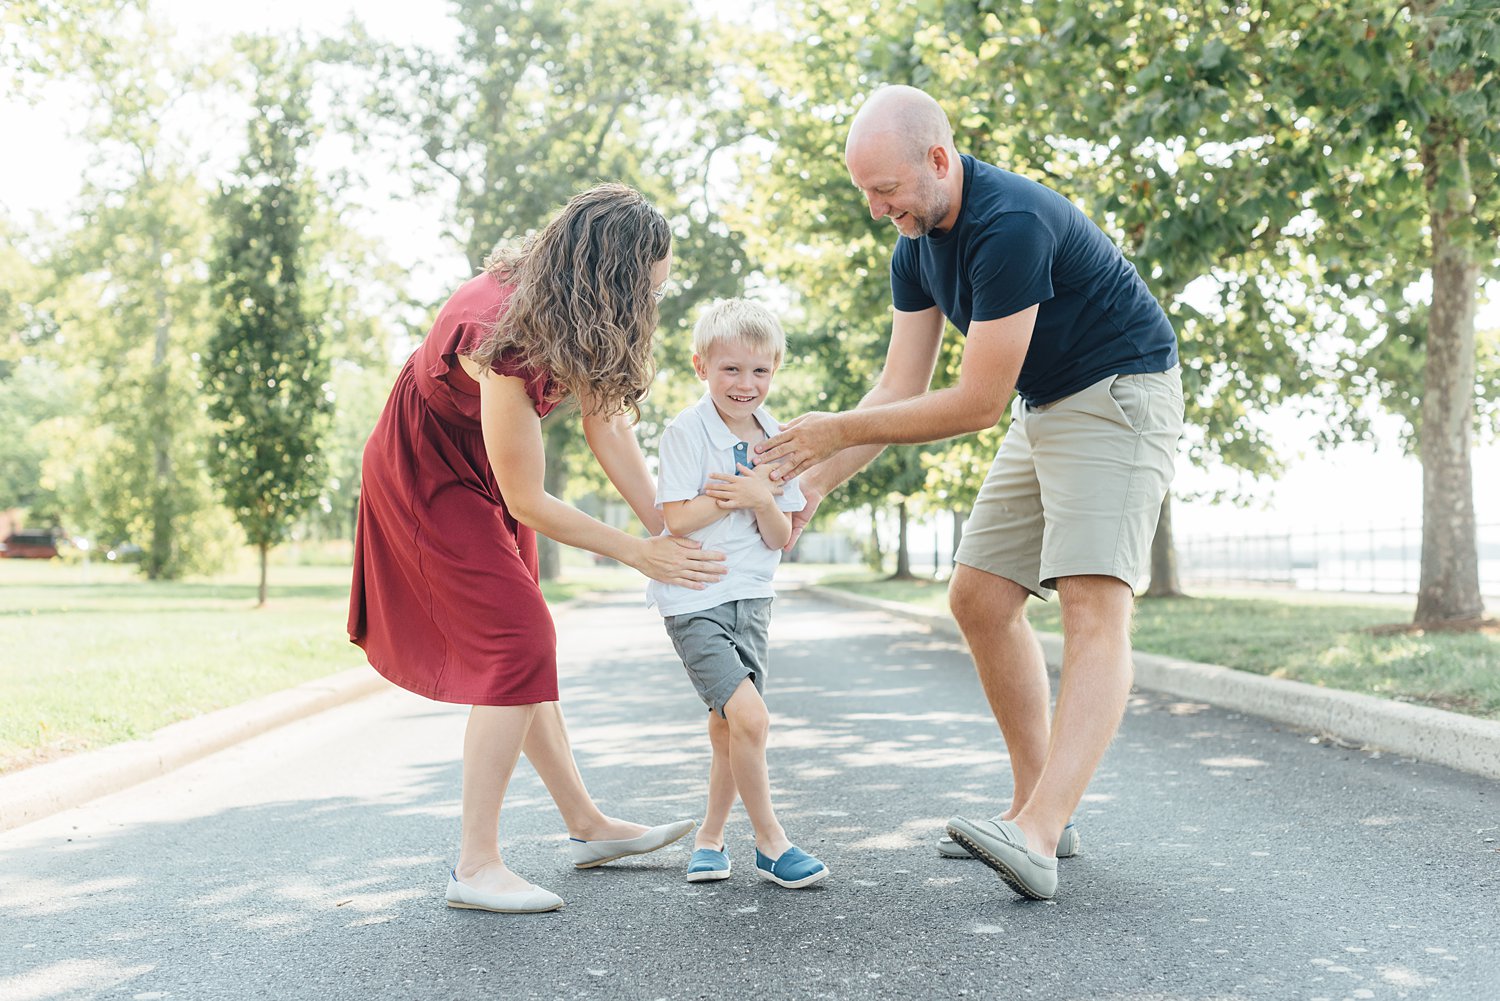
694, 340, 779, 427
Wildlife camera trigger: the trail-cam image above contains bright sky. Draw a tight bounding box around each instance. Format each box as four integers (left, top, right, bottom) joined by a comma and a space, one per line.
4, 0, 1495, 542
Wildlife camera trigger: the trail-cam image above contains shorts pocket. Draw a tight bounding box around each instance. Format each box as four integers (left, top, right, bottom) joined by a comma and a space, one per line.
1104, 375, 1145, 434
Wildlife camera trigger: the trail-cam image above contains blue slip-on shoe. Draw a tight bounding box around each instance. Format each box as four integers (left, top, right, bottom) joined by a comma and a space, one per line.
754, 845, 829, 888
686, 846, 732, 883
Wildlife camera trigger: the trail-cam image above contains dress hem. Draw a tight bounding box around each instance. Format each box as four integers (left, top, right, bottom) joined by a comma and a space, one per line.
356, 644, 559, 707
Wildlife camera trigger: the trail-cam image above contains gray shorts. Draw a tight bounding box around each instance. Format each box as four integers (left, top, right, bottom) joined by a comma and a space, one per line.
663, 598, 772, 718
955, 367, 1184, 598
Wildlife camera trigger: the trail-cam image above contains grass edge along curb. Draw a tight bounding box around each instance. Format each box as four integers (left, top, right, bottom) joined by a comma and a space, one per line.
0, 666, 391, 833
801, 583, 1500, 781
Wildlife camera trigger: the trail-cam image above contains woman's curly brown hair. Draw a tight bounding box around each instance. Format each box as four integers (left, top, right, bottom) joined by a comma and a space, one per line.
473, 183, 671, 420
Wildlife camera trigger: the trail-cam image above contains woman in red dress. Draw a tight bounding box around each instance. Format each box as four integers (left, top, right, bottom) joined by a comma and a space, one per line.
349, 184, 725, 913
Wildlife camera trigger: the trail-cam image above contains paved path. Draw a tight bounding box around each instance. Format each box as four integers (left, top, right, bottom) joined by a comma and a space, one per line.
1, 590, 1495, 1001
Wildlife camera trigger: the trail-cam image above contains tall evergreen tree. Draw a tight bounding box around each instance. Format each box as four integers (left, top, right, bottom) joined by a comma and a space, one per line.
205, 39, 331, 606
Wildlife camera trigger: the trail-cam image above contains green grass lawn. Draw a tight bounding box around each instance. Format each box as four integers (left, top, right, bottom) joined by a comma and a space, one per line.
816, 574, 1500, 720
0, 557, 626, 773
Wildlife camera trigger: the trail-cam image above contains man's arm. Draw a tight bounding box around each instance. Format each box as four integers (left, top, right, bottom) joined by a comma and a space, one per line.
759, 304, 1037, 485
764, 306, 946, 498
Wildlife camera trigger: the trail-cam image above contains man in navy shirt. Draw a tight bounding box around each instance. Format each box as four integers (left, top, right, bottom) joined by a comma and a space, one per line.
758, 85, 1183, 901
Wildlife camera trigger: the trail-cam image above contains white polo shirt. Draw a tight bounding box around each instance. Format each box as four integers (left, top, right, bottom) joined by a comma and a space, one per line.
646, 393, 805, 618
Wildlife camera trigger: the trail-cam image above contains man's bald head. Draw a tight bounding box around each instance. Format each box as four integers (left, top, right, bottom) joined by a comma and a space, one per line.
844, 86, 962, 238
846, 85, 955, 166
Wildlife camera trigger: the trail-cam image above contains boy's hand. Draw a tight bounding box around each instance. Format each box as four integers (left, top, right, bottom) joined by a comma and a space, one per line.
703, 463, 781, 511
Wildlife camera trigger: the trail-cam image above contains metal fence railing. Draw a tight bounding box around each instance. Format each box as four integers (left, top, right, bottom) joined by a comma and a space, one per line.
1176, 522, 1500, 597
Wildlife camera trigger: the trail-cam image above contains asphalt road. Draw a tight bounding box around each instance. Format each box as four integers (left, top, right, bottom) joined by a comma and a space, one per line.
1, 588, 1496, 1001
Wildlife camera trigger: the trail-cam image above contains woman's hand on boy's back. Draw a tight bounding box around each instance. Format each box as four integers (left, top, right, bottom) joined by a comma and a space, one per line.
629, 534, 726, 589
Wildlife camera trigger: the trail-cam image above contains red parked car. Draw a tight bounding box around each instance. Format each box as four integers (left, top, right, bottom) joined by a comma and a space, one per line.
0, 530, 60, 559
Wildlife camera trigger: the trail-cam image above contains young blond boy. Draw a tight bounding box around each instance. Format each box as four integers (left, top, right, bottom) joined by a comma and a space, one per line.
647, 299, 828, 888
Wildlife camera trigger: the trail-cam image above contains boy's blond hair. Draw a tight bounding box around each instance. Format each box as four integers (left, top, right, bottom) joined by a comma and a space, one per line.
692, 298, 785, 366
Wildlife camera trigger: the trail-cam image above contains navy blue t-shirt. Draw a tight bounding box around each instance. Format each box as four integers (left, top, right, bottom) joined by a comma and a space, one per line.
890, 155, 1177, 407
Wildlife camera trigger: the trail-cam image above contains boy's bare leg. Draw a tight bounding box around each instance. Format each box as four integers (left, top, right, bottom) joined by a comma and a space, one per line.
722, 678, 792, 859
948, 565, 1051, 817
696, 710, 738, 850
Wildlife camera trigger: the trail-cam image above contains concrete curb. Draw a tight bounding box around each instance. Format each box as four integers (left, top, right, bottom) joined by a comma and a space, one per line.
803, 584, 1500, 781
0, 666, 392, 833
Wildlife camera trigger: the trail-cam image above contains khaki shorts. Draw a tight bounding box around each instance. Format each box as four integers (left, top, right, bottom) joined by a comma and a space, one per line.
954, 367, 1184, 598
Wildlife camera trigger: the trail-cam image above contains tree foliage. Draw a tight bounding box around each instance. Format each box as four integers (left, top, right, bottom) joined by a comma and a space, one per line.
20, 6, 236, 578
744, 0, 1497, 613
205, 39, 332, 605
338, 0, 749, 575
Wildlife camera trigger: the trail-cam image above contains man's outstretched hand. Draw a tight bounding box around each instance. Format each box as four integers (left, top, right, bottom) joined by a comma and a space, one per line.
755, 412, 846, 482
784, 485, 824, 552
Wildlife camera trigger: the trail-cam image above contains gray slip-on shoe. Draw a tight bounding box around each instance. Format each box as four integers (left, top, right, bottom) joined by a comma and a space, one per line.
445, 870, 563, 913
945, 816, 1059, 900
938, 821, 1080, 859
567, 819, 696, 869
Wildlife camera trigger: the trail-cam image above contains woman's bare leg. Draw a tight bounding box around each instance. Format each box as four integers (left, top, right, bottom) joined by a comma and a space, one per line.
522, 701, 652, 841
455, 703, 544, 893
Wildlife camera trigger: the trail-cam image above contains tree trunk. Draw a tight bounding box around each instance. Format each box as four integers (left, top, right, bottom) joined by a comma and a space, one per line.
146, 232, 174, 580
258, 542, 269, 608
538, 418, 569, 582
1414, 129, 1484, 623
867, 505, 883, 573
1144, 493, 1183, 598
892, 498, 912, 579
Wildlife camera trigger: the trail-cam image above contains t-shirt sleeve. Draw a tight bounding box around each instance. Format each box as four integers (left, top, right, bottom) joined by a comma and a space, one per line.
775, 473, 806, 514
655, 420, 708, 507
890, 237, 936, 313
969, 212, 1056, 322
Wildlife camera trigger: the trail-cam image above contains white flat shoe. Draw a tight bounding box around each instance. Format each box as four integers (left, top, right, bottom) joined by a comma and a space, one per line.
567, 819, 696, 869
939, 821, 1080, 858
445, 870, 563, 913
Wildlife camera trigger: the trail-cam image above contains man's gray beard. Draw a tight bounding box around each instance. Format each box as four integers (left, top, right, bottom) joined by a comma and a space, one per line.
909, 192, 952, 237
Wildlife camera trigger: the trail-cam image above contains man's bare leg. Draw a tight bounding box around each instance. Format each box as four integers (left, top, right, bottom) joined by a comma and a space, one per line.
948, 564, 1050, 816
1009, 574, 1134, 857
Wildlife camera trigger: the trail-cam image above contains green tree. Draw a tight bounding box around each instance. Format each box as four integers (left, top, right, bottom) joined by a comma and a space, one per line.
339, 0, 746, 577
0, 224, 70, 521
205, 39, 332, 606
731, 0, 958, 576
751, 0, 1497, 617
904, 1, 1334, 596
1281, 0, 1499, 623
23, 6, 234, 577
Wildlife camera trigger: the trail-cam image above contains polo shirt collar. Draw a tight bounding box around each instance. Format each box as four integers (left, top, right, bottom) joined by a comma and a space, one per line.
694, 392, 778, 450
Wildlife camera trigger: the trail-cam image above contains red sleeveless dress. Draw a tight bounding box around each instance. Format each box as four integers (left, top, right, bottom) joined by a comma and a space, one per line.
348, 272, 561, 705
